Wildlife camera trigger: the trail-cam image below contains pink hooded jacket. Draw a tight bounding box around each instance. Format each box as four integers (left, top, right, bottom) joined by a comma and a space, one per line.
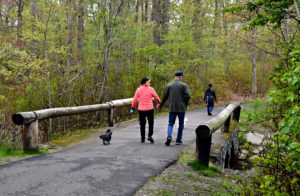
132, 85, 161, 111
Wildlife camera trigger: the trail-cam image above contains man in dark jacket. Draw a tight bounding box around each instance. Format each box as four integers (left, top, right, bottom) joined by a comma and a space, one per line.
158, 71, 191, 146
204, 83, 217, 116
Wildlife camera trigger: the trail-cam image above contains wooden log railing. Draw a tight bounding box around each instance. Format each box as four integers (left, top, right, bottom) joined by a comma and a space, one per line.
12, 98, 133, 150
195, 102, 241, 168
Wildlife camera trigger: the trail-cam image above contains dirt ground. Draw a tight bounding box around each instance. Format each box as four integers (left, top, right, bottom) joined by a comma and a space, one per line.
134, 144, 241, 196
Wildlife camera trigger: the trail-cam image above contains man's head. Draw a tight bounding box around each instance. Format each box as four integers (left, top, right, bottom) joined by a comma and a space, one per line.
208, 83, 212, 88
175, 71, 184, 80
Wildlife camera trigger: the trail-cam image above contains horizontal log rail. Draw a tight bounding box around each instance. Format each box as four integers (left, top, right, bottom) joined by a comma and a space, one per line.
12, 98, 133, 125
195, 102, 241, 168
12, 98, 133, 150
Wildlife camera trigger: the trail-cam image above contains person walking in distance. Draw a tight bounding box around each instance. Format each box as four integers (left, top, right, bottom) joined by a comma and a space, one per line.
130, 78, 161, 144
158, 71, 191, 146
204, 83, 217, 116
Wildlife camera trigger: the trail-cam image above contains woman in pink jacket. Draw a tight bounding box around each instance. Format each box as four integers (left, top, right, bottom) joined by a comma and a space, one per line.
130, 77, 161, 144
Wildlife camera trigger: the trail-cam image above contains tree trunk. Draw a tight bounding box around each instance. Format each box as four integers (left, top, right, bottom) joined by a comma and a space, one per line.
144, 0, 148, 22
17, 0, 24, 50
0, 0, 3, 26
162, 0, 170, 35
29, 0, 38, 54
152, 0, 162, 46
192, 0, 202, 43
77, 0, 84, 64
261, 52, 267, 94
141, 0, 144, 22
221, 0, 228, 73
221, 0, 228, 35
151, 0, 170, 46
212, 0, 219, 36
46, 72, 52, 141
91, 2, 101, 55
135, 0, 140, 22
251, 26, 257, 94
66, 0, 74, 67
99, 6, 113, 103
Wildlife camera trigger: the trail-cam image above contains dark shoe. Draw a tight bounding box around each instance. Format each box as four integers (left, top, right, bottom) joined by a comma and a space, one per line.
208, 113, 212, 116
141, 138, 145, 143
165, 137, 172, 146
147, 137, 154, 144
175, 141, 182, 145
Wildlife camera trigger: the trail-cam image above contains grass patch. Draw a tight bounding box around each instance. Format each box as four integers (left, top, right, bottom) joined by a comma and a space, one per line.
212, 180, 241, 195
185, 173, 199, 180
187, 160, 217, 177
178, 149, 221, 177
50, 129, 98, 146
157, 189, 174, 196
0, 129, 98, 158
0, 144, 49, 157
178, 149, 196, 164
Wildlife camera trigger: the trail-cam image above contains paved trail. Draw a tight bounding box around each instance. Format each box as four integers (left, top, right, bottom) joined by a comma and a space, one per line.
0, 107, 224, 196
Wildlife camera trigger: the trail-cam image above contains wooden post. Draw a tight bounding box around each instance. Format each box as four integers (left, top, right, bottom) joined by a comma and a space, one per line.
222, 115, 231, 133
195, 125, 212, 167
23, 120, 39, 151
195, 102, 241, 168
108, 108, 114, 127
232, 106, 241, 122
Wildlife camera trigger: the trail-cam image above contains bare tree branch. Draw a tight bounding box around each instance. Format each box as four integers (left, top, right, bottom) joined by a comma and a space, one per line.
26, 74, 48, 97
266, 24, 284, 41
65, 68, 86, 86
272, 2, 300, 23
237, 35, 281, 57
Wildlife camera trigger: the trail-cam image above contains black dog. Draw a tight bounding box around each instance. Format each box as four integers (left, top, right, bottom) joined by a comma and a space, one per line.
99, 129, 112, 145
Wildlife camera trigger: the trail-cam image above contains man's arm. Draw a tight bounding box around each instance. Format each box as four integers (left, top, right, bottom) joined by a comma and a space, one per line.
204, 90, 207, 102
184, 85, 191, 106
213, 90, 217, 102
160, 86, 170, 108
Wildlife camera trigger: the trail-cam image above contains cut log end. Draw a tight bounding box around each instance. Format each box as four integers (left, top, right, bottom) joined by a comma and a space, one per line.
195, 125, 211, 138
12, 114, 24, 125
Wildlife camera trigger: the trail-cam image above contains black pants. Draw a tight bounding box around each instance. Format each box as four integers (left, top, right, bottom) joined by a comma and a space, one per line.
138, 109, 154, 139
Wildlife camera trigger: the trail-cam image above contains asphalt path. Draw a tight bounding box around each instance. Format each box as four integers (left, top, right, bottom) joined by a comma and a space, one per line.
0, 107, 224, 196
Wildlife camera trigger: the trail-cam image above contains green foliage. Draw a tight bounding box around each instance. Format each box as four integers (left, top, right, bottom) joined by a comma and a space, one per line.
0, 0, 278, 152
238, 66, 300, 194
230, 1, 300, 194
0, 143, 49, 157
246, 0, 295, 28
236, 41, 300, 196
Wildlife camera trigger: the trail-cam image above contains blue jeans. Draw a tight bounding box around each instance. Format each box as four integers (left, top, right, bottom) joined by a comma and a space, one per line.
167, 112, 185, 142
207, 106, 214, 114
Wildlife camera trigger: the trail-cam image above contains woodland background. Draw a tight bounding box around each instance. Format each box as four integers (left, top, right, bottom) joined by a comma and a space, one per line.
1, 0, 299, 194
0, 0, 281, 145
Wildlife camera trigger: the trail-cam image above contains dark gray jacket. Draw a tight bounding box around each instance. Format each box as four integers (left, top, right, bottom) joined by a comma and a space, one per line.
204, 88, 216, 106
160, 79, 191, 113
